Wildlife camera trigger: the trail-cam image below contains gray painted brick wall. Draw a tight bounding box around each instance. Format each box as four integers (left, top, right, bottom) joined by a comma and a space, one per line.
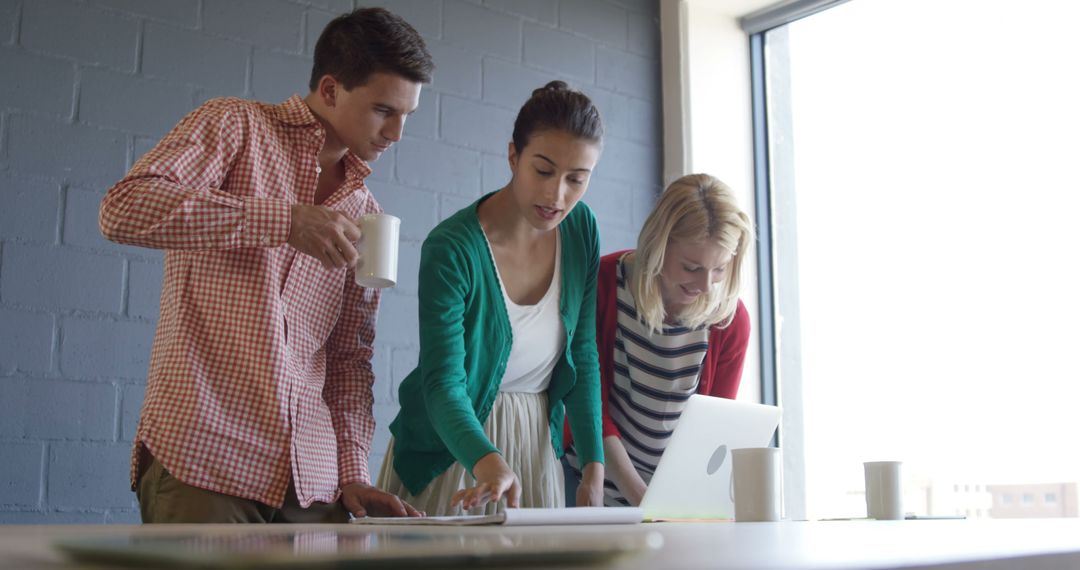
0, 0, 661, 524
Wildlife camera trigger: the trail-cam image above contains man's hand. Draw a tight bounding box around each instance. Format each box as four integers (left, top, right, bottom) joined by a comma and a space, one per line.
576, 461, 607, 507
340, 483, 424, 518
451, 452, 521, 511
288, 204, 363, 270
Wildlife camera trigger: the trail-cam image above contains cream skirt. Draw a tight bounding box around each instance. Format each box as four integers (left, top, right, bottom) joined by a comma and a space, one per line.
377, 391, 565, 516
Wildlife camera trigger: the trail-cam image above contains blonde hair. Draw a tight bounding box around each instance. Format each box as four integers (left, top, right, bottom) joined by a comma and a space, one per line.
628, 174, 752, 334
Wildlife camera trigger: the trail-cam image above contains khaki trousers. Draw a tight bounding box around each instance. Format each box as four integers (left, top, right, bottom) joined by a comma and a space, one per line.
136, 455, 349, 524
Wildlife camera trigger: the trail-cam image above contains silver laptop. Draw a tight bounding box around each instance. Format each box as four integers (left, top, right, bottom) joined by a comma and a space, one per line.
639, 394, 782, 520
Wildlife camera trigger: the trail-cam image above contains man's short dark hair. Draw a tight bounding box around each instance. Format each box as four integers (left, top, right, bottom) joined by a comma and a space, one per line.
309, 7, 434, 91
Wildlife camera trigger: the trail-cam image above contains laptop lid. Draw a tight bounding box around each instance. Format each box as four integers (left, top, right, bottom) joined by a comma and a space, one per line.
639, 394, 782, 520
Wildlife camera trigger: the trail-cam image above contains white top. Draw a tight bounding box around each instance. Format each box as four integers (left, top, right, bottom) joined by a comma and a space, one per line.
483, 231, 565, 394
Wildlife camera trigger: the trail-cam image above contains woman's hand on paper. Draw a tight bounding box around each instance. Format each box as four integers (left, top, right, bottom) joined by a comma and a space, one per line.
452, 452, 521, 511
576, 461, 606, 506
341, 483, 424, 518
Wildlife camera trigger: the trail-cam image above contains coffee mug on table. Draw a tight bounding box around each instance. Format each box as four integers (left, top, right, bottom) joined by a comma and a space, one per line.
354, 213, 400, 289
731, 447, 783, 522
864, 461, 903, 520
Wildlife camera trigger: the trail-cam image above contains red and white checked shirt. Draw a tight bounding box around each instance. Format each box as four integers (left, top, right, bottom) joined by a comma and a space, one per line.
100, 95, 382, 508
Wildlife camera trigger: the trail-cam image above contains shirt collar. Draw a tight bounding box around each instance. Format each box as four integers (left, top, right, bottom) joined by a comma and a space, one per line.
274, 95, 373, 182
343, 153, 373, 183
272, 95, 319, 126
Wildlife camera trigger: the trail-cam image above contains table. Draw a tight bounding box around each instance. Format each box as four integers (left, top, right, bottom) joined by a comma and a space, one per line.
2, 519, 1080, 569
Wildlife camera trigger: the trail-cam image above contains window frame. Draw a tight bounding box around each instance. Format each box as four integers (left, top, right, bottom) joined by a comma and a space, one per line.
742, 0, 854, 522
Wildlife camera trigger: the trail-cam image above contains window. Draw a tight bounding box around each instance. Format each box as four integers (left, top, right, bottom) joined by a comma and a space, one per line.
1002, 494, 1012, 505
749, 0, 1080, 520
1022, 494, 1035, 505
1045, 493, 1058, 504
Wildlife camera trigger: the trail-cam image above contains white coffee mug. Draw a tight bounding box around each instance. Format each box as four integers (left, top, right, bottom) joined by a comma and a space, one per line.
731, 447, 783, 522
864, 461, 904, 520
354, 213, 400, 289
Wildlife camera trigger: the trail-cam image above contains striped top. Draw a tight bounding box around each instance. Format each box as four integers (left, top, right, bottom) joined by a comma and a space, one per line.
569, 254, 709, 506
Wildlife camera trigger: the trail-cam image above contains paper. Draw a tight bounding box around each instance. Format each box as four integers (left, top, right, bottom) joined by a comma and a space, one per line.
503, 506, 643, 526
350, 507, 644, 526
350, 513, 505, 526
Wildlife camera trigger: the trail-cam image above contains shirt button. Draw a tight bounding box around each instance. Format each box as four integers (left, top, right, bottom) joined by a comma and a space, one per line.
260, 235, 270, 245
315, 166, 322, 174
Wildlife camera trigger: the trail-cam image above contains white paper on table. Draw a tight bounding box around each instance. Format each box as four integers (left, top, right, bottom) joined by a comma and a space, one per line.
350, 507, 644, 526
503, 506, 643, 526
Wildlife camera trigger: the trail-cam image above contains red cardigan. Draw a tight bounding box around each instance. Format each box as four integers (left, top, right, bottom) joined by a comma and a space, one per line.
564, 251, 751, 448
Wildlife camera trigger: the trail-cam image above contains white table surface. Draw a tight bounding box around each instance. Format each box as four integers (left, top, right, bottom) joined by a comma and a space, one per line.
3, 518, 1080, 569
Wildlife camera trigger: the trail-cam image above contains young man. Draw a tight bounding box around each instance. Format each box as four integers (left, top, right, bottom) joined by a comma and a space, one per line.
99, 8, 433, 523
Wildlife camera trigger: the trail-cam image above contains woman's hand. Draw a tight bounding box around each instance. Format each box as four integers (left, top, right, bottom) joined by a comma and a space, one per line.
576, 461, 606, 506
450, 452, 521, 511
603, 435, 648, 506
616, 470, 648, 506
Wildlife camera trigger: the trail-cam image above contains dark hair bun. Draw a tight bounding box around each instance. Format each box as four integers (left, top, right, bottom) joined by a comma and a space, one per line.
512, 80, 603, 153
532, 80, 569, 98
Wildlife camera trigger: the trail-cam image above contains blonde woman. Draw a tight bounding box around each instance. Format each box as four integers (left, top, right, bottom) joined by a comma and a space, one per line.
563, 174, 752, 506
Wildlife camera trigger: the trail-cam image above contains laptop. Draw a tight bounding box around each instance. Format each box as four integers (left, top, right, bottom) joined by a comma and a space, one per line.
638, 394, 782, 521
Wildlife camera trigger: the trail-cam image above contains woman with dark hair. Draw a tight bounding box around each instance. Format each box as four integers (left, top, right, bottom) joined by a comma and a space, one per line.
377, 81, 606, 515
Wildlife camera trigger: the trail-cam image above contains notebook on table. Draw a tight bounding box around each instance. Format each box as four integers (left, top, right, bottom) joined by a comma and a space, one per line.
350, 506, 643, 526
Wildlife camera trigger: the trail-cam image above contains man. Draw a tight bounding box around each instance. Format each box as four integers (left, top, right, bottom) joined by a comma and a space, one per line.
99, 8, 433, 523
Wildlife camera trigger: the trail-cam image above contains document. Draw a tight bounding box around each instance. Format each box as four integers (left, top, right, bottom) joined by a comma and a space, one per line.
350, 507, 644, 526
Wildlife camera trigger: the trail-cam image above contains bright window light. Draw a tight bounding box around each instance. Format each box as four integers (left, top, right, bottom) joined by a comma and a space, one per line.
764, 0, 1080, 519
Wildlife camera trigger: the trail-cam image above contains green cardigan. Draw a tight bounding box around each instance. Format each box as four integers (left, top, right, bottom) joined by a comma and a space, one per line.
388, 193, 604, 496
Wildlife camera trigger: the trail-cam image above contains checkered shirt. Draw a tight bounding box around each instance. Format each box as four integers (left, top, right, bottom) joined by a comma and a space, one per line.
100, 95, 382, 508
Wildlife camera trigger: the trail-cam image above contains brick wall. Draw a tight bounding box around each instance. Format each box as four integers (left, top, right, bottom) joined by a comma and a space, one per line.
0, 0, 661, 523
